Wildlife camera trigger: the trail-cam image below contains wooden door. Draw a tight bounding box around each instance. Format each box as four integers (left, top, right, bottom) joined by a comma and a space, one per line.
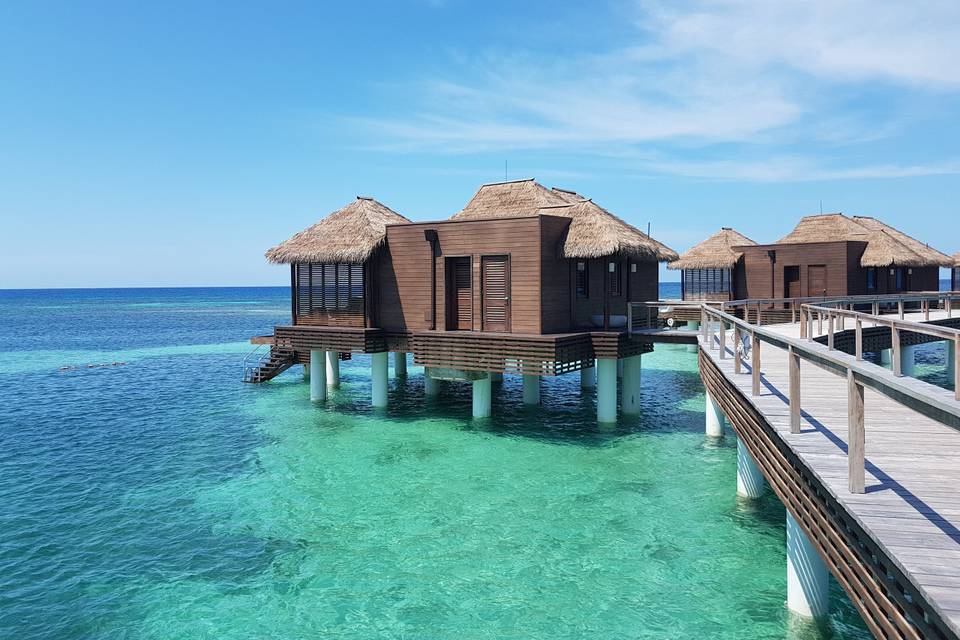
808, 265, 827, 297
784, 266, 801, 298
446, 257, 472, 330
481, 255, 510, 332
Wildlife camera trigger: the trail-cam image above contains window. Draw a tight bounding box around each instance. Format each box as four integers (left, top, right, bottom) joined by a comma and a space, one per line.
866, 268, 876, 290
576, 261, 589, 298
609, 261, 622, 296
682, 268, 732, 299
296, 262, 364, 316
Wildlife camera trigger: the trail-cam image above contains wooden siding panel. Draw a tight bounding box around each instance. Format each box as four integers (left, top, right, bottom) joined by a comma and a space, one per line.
539, 215, 573, 333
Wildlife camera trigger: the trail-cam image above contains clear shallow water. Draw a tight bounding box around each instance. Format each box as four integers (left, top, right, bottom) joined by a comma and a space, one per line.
0, 286, 878, 639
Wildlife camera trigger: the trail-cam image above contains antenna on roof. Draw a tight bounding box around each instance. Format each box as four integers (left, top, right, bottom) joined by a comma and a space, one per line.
820, 200, 823, 215
647, 222, 651, 237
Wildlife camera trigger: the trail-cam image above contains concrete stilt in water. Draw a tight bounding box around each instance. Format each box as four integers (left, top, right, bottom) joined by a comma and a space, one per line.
522, 374, 540, 405
687, 320, 700, 353
309, 349, 327, 402
787, 512, 830, 619
900, 344, 917, 377
880, 349, 892, 366
620, 354, 642, 415
596, 358, 618, 423
617, 359, 624, 378
371, 352, 388, 408
705, 389, 724, 437
472, 373, 492, 418
580, 362, 596, 389
947, 341, 956, 380
326, 352, 340, 388
490, 372, 503, 383
736, 437, 765, 498
423, 367, 439, 397
393, 352, 407, 377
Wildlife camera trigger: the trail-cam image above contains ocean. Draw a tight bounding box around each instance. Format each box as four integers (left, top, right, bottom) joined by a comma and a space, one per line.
0, 284, 908, 639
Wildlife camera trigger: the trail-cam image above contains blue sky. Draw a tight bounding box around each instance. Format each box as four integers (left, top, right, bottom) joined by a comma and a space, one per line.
1, 0, 958, 288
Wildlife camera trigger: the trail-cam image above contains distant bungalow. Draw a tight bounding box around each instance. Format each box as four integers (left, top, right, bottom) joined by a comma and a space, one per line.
672, 213, 951, 301
668, 227, 756, 301
252, 179, 677, 422
954, 251, 960, 291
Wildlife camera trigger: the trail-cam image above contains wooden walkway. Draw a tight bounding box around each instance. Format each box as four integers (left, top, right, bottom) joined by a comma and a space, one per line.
700, 314, 960, 637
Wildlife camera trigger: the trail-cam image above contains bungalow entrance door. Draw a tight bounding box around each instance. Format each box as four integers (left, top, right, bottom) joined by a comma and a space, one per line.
808, 265, 827, 297
481, 255, 510, 332
784, 266, 801, 299
445, 257, 472, 330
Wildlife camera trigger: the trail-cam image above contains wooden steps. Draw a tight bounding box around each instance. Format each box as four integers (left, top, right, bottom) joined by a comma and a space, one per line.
243, 346, 296, 383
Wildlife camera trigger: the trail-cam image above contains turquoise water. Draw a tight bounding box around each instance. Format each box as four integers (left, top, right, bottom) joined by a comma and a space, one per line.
0, 287, 879, 638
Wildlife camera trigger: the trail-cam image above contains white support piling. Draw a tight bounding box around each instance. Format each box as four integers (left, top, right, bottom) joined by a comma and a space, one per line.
522, 374, 540, 405
705, 389, 724, 437
472, 373, 492, 418
879, 348, 892, 366
393, 351, 407, 377
617, 359, 624, 378
620, 354, 642, 415
371, 352, 388, 408
580, 362, 596, 389
596, 358, 618, 423
786, 512, 830, 619
947, 340, 956, 380
309, 349, 327, 402
326, 351, 340, 388
687, 320, 700, 353
423, 367, 439, 396
736, 437, 765, 498
900, 344, 917, 377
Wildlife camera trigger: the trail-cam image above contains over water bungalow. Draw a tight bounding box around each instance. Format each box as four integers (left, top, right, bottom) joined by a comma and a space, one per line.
668, 227, 756, 302
954, 251, 960, 290
249, 179, 678, 422
734, 213, 952, 300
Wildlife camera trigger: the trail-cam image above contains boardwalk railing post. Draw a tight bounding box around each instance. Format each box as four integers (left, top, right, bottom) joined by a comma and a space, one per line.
827, 312, 835, 350
719, 319, 726, 359
924, 299, 930, 321
751, 332, 761, 396
791, 303, 796, 324
955, 336, 960, 402
734, 326, 742, 374
898, 299, 904, 320
848, 369, 865, 494
757, 302, 763, 326
789, 346, 800, 434
627, 302, 633, 334
855, 318, 863, 361
891, 326, 901, 376
800, 307, 806, 338
817, 311, 823, 336
701, 307, 708, 342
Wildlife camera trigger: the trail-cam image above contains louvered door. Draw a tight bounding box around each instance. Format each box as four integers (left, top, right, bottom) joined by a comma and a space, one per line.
481, 255, 510, 332
446, 257, 472, 330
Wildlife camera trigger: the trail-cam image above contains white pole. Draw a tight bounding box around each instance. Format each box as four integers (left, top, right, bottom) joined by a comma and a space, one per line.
900, 344, 917, 377
424, 367, 439, 397
705, 389, 724, 437
580, 362, 596, 389
309, 349, 327, 402
472, 373, 492, 418
596, 358, 618, 423
620, 354, 642, 415
786, 512, 830, 619
393, 351, 407, 377
947, 340, 956, 379
522, 374, 540, 405
326, 351, 340, 388
879, 348, 892, 366
371, 352, 388, 408
736, 437, 764, 498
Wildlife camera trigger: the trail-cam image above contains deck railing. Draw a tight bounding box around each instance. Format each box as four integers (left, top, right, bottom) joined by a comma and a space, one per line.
723, 291, 960, 328
626, 301, 717, 333
801, 302, 960, 396
700, 304, 960, 494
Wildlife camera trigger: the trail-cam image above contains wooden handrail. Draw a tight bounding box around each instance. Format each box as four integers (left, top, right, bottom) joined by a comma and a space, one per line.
699, 304, 960, 494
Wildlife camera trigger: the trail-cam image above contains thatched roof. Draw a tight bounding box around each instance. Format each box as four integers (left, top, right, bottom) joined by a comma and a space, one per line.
668, 228, 756, 270
953, 251, 960, 267
265, 197, 410, 264
776, 213, 950, 268
451, 179, 570, 219
852, 216, 953, 267
450, 179, 678, 261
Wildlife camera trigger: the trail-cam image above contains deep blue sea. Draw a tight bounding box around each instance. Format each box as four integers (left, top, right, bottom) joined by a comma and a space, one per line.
4, 283, 947, 638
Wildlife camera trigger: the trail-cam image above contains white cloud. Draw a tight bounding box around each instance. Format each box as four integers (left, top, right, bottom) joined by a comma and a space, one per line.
348, 0, 960, 174
638, 157, 960, 182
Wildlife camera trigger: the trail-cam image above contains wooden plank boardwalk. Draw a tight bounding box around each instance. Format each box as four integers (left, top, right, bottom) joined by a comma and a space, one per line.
700, 315, 960, 636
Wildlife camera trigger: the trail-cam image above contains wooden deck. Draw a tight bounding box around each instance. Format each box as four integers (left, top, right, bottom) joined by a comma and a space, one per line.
701, 313, 960, 638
